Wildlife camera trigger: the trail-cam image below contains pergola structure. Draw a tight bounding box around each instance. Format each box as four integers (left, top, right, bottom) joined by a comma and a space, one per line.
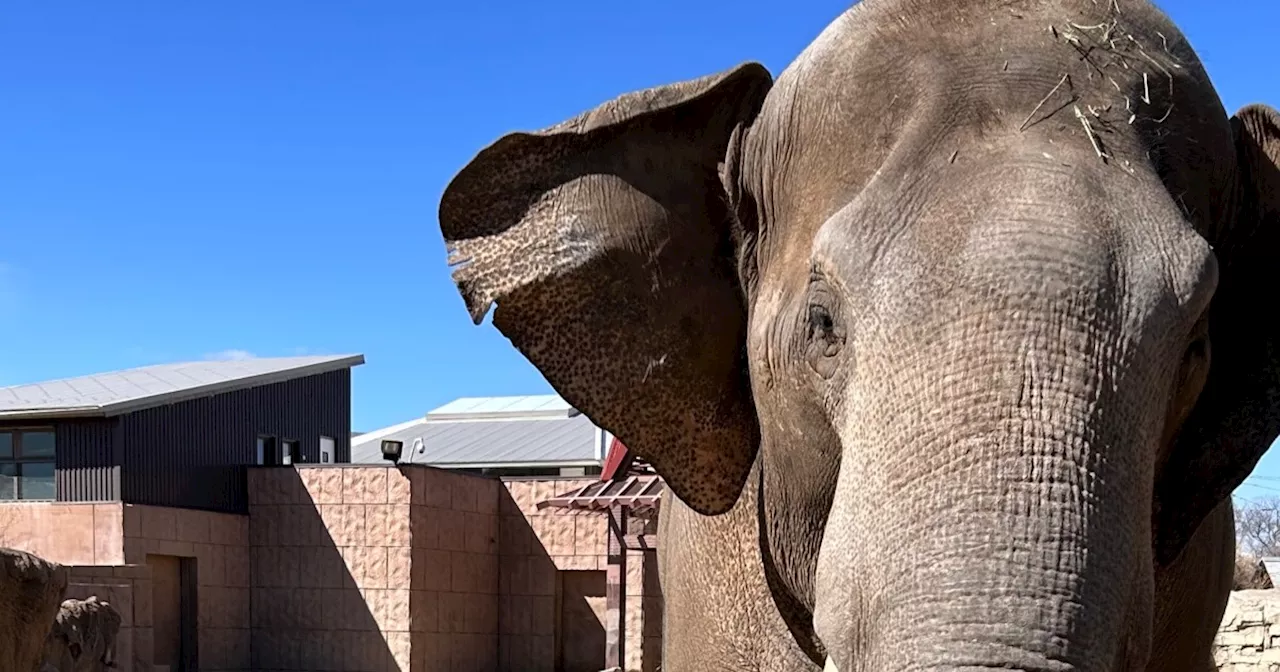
537, 437, 665, 669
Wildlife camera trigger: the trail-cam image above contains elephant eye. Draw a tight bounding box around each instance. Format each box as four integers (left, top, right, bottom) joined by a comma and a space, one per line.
1183, 315, 1211, 364
804, 299, 845, 380
1184, 336, 1207, 362
807, 304, 835, 340
803, 273, 845, 378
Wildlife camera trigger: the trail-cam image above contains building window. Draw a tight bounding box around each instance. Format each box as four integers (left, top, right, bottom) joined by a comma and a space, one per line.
0, 429, 56, 500
319, 436, 335, 464
256, 436, 279, 467
256, 435, 300, 467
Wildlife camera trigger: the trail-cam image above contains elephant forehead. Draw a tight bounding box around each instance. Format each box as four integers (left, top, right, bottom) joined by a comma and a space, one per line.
748, 0, 1221, 323
752, 0, 1219, 221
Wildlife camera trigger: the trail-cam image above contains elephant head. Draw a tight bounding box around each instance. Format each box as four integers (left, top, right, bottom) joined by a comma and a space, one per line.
0, 548, 68, 672
438, 0, 1280, 668
42, 596, 123, 672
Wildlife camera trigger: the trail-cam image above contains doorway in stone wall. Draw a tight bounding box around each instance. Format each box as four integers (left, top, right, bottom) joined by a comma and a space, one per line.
557, 569, 607, 672
148, 554, 198, 672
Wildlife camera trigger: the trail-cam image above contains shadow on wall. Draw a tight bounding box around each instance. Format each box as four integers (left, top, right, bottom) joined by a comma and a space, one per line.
407, 463, 502, 669
249, 465, 659, 671
498, 479, 617, 672
249, 463, 505, 672
249, 467, 395, 671
642, 549, 662, 667
559, 569, 607, 672
497, 508, 563, 671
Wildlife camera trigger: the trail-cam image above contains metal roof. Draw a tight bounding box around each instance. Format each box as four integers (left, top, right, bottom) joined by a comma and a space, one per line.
1261, 557, 1280, 583
536, 475, 666, 513
426, 394, 578, 420
0, 354, 365, 420
350, 394, 607, 467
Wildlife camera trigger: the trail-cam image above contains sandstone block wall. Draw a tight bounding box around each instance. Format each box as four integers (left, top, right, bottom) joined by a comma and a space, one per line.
1217, 590, 1280, 671
500, 479, 598, 672
502, 479, 662, 672
248, 464, 500, 672
0, 502, 124, 564
2, 471, 656, 672
121, 504, 251, 671
411, 464, 500, 671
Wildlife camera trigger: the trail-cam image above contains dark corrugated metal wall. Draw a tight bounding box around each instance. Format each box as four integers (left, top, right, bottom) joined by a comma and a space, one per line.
54, 419, 120, 501
119, 368, 352, 513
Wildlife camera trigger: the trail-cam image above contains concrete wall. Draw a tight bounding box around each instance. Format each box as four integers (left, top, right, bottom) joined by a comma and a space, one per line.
414, 465, 501, 671
245, 467, 660, 672
248, 464, 501, 672
3, 473, 657, 672
0, 502, 249, 671
501, 479, 662, 672
65, 564, 154, 672
630, 522, 663, 672
500, 479, 597, 671
121, 504, 252, 671
0, 502, 124, 564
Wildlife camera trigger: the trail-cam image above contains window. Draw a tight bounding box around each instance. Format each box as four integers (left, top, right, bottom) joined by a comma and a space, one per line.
256, 435, 299, 467
0, 429, 56, 500
319, 436, 335, 464
256, 436, 278, 466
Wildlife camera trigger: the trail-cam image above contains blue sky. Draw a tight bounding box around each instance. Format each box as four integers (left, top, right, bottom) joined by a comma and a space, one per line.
1, 1, 1277, 497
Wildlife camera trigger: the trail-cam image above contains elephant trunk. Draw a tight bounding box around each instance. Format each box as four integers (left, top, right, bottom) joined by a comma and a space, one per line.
816, 422, 1150, 671
813, 308, 1156, 671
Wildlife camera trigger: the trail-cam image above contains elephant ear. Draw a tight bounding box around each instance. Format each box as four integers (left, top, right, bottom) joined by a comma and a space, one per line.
437, 63, 772, 515
1154, 104, 1280, 567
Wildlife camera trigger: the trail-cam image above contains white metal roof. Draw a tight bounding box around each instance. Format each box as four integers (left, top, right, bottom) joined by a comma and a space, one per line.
425, 394, 578, 421
351, 394, 606, 467
0, 354, 365, 420
1261, 557, 1280, 583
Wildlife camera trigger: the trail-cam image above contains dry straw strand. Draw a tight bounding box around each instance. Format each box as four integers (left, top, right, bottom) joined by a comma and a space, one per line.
1020, 73, 1071, 131
1074, 105, 1108, 161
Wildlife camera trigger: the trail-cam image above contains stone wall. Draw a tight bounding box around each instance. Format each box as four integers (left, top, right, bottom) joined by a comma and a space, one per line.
248, 464, 500, 672
0, 502, 124, 564
501, 478, 662, 672
245, 468, 656, 672
1217, 590, 1280, 671
500, 479, 598, 671
413, 464, 501, 671
0, 470, 652, 671
121, 504, 251, 671
0, 502, 250, 671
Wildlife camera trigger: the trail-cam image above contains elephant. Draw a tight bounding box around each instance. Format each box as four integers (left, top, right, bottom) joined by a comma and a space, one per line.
437, 0, 1280, 669
0, 547, 68, 672
40, 596, 123, 672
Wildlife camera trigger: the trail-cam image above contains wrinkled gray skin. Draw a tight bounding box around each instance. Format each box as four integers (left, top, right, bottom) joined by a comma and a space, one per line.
0, 548, 68, 672
438, 0, 1280, 670
41, 596, 123, 672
